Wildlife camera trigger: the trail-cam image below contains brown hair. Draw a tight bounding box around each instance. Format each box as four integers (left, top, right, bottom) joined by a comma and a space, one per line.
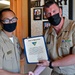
43, 0, 59, 9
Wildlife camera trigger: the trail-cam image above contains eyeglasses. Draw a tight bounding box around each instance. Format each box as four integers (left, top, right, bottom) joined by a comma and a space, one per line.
1, 17, 18, 24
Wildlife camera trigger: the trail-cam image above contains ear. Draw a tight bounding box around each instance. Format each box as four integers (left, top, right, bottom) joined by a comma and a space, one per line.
59, 7, 62, 17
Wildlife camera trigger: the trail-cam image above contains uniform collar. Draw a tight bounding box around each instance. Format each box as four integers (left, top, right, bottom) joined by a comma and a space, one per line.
0, 30, 17, 43
60, 17, 71, 32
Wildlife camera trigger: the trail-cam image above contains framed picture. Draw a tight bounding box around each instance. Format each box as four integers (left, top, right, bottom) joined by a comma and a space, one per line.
37, 1, 40, 6
43, 21, 50, 30
33, 8, 42, 20
34, 1, 40, 7
43, 8, 47, 19
43, 21, 50, 34
31, 1, 40, 7
35, 1, 38, 7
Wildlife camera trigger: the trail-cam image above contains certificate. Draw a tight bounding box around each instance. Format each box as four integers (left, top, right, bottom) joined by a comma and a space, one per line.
23, 36, 48, 64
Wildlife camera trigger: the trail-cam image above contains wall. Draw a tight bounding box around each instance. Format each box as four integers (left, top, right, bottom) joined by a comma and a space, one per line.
31, 7, 45, 36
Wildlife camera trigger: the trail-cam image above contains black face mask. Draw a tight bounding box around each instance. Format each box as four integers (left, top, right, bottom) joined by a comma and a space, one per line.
47, 13, 61, 26
3, 22, 17, 32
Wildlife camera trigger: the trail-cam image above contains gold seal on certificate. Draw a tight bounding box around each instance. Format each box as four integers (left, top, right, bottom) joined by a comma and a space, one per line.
23, 36, 48, 63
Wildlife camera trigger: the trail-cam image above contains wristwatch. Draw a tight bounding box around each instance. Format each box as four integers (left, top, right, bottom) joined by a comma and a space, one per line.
49, 61, 53, 69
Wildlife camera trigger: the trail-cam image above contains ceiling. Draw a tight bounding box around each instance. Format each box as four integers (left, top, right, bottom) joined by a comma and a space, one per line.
0, 0, 10, 10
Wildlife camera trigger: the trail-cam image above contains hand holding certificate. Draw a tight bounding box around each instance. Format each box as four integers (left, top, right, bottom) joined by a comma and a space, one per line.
23, 36, 48, 63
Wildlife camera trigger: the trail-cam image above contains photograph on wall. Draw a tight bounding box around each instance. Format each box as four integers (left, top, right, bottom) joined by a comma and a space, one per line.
34, 1, 40, 7
43, 8, 47, 19
33, 8, 42, 20
31, 1, 37, 7
31, 1, 40, 7
43, 21, 50, 30
37, 0, 40, 6
34, 1, 39, 7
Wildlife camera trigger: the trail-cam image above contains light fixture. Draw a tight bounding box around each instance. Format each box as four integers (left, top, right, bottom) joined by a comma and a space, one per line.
0, 1, 10, 5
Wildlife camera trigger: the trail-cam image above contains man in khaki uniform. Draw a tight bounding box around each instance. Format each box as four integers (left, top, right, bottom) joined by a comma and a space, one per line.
0, 9, 27, 75
37, 1, 75, 75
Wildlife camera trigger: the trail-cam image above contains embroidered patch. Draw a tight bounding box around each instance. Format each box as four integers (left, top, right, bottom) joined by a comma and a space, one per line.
62, 40, 71, 42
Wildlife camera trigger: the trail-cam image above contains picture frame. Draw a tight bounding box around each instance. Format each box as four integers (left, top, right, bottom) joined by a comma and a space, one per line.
35, 1, 38, 7
31, 1, 40, 7
43, 8, 47, 20
35, 1, 40, 7
43, 21, 50, 30
33, 8, 42, 20
37, 1, 40, 7
43, 21, 50, 34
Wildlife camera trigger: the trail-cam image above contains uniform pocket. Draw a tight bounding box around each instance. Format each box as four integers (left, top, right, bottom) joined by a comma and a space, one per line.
3, 52, 13, 71
60, 38, 73, 56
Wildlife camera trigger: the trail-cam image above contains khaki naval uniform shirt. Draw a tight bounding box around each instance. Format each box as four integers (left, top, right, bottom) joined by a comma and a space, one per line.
0, 31, 21, 73
45, 17, 75, 75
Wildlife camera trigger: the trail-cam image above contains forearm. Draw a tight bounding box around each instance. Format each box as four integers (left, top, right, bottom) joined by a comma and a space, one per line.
0, 69, 24, 75
52, 54, 75, 67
